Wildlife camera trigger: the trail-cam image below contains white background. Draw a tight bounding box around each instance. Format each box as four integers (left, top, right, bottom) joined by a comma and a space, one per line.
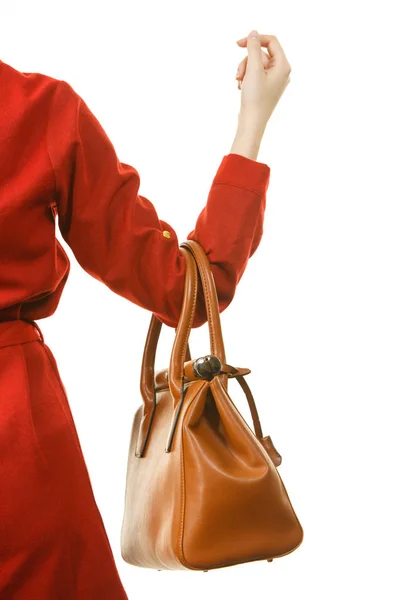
2, 1, 400, 598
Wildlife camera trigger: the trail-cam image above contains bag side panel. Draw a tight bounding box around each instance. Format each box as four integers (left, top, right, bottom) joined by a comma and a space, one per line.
181, 377, 303, 569
120, 389, 184, 570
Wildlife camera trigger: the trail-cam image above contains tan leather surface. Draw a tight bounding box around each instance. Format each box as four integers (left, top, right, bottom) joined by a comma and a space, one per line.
182, 375, 302, 567
121, 386, 197, 570
120, 239, 303, 570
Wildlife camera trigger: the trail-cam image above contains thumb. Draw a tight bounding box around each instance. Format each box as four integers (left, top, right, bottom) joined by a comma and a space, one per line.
246, 30, 263, 69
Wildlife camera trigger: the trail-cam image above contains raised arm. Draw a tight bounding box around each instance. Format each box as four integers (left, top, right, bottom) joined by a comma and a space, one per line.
46, 80, 270, 329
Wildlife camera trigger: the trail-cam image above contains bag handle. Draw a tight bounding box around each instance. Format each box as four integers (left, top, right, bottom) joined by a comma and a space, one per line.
138, 318, 191, 421
169, 240, 228, 400
139, 243, 196, 396
136, 240, 226, 456
139, 241, 227, 410
136, 243, 200, 456
137, 240, 282, 466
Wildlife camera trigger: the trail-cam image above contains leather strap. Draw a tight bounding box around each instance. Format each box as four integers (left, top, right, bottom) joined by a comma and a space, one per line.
139, 241, 227, 412
137, 246, 201, 455
219, 364, 282, 467
137, 239, 282, 465
170, 241, 228, 396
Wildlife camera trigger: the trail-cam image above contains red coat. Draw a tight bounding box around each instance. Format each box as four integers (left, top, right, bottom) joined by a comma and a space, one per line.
0, 59, 270, 597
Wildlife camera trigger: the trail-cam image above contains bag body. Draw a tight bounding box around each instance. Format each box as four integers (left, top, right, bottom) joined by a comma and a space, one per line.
120, 240, 303, 570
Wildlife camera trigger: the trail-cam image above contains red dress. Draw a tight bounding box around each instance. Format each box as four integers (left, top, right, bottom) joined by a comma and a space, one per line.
0, 59, 271, 598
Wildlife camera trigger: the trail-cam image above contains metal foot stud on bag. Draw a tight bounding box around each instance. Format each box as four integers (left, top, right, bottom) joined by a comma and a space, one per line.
120, 239, 303, 571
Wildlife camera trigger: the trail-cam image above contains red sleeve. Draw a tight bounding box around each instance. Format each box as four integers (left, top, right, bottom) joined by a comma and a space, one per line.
46, 80, 271, 329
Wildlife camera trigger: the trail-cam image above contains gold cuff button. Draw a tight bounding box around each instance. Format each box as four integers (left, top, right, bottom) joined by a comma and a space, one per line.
162, 230, 171, 238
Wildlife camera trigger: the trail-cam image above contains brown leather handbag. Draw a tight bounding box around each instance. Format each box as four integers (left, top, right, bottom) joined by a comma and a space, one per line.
120, 239, 303, 571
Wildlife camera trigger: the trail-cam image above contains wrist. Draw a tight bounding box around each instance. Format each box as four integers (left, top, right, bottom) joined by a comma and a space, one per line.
237, 110, 268, 138
230, 121, 264, 161
230, 134, 261, 161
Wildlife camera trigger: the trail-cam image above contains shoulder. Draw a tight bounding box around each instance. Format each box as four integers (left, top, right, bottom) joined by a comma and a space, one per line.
0, 58, 78, 110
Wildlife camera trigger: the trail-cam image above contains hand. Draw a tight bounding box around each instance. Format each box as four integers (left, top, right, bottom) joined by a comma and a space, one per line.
235, 31, 291, 130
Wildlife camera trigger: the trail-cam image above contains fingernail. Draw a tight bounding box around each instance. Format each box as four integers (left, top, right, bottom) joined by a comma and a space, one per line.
250, 30, 259, 38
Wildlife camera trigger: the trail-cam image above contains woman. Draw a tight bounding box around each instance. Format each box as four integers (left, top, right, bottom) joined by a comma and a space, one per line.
0, 30, 291, 599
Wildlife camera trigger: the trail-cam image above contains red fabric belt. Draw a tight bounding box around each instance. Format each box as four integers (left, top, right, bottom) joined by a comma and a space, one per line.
0, 319, 44, 349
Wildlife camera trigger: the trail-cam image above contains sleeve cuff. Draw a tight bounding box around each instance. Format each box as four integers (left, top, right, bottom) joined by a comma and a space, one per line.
212, 153, 271, 198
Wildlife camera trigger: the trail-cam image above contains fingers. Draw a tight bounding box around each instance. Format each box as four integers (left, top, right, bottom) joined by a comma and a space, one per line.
245, 30, 264, 69
236, 33, 291, 71
236, 50, 269, 82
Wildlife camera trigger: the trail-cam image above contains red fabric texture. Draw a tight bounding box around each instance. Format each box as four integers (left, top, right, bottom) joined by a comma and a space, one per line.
0, 320, 129, 599
0, 58, 271, 597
